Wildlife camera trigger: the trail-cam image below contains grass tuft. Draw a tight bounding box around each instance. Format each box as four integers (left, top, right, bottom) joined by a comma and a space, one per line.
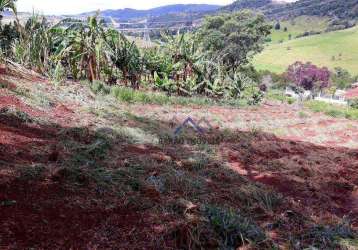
204, 205, 266, 248
301, 219, 357, 248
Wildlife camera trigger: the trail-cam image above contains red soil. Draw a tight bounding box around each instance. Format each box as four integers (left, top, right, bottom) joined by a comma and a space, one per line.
0, 84, 153, 248
1, 77, 357, 247
0, 95, 44, 118
223, 135, 358, 222
0, 180, 147, 249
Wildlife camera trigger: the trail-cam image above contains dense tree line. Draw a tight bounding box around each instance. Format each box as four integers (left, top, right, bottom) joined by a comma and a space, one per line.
0, 5, 271, 102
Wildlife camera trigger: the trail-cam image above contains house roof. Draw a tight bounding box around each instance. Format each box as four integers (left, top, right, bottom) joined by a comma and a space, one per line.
345, 88, 358, 100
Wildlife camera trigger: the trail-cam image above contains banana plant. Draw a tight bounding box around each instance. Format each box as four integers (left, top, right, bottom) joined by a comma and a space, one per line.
11, 15, 54, 73
227, 72, 254, 98
204, 78, 225, 98
104, 29, 141, 88
179, 77, 205, 97
53, 15, 107, 82
153, 71, 175, 93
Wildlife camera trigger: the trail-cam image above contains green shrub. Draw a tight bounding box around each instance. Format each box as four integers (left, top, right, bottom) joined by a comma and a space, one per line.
287, 97, 295, 104
243, 86, 264, 106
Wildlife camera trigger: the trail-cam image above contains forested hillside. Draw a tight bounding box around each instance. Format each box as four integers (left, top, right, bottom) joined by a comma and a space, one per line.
225, 0, 358, 22
267, 0, 358, 20
222, 0, 274, 12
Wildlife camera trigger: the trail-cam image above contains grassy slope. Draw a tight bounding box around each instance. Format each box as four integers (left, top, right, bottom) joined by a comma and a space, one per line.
254, 24, 358, 75
0, 75, 357, 248
270, 16, 329, 43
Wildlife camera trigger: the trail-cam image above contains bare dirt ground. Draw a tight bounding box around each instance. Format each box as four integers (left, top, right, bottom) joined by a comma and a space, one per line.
0, 75, 357, 249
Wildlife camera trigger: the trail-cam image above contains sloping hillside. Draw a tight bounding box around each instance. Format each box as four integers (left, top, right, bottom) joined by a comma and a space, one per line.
224, 0, 358, 21
222, 0, 274, 12
270, 15, 329, 43
267, 0, 358, 20
0, 69, 357, 248
253, 25, 358, 74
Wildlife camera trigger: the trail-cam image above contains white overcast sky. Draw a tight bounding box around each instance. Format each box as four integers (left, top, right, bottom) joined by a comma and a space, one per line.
16, 0, 232, 15
16, 0, 297, 15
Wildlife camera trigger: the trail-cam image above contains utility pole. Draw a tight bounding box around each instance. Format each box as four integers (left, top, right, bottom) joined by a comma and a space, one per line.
143, 17, 151, 47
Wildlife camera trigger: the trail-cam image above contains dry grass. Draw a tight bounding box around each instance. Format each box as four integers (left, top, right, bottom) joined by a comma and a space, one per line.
0, 75, 357, 249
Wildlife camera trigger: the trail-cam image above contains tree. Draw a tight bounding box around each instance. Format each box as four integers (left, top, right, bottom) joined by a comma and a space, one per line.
197, 11, 271, 71
275, 22, 281, 30
286, 61, 330, 94
331, 67, 354, 89
0, 21, 19, 55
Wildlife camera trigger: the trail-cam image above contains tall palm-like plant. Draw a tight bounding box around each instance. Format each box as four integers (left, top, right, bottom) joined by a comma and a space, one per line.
160, 32, 202, 95
54, 15, 106, 81
11, 15, 54, 73
104, 29, 141, 88
0, 0, 16, 62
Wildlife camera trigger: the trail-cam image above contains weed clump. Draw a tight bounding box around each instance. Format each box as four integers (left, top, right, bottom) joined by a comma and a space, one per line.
300, 219, 357, 249
90, 80, 111, 95
204, 205, 266, 248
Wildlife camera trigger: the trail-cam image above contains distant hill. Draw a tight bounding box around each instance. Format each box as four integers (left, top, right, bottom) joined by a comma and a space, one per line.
224, 0, 358, 21
81, 4, 221, 20
222, 0, 277, 12
266, 0, 358, 20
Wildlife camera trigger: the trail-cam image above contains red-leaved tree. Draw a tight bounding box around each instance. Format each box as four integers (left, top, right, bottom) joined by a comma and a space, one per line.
286, 61, 330, 93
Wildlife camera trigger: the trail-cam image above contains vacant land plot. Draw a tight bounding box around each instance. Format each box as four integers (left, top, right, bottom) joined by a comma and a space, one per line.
0, 75, 357, 249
